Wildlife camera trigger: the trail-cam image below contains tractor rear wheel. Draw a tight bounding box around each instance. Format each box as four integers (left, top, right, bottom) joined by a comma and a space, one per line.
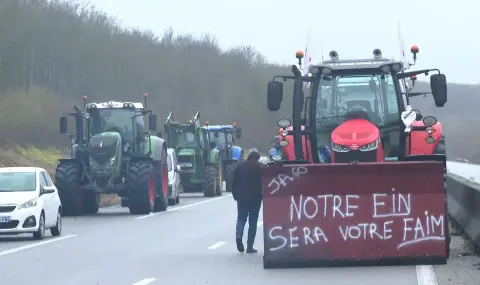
153, 152, 168, 212
203, 165, 217, 197
127, 161, 156, 215
55, 162, 83, 216
225, 163, 237, 192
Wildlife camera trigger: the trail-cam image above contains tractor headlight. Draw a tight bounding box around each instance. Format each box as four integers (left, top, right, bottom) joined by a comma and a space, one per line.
18, 198, 38, 210
360, 139, 379, 152
272, 154, 282, 161
332, 142, 349, 152
180, 162, 192, 168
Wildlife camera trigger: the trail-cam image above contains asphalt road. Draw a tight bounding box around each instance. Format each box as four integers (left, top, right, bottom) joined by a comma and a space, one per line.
0, 192, 479, 285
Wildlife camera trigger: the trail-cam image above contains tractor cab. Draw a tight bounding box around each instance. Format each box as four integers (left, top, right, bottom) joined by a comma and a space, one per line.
205, 122, 242, 160
267, 47, 447, 164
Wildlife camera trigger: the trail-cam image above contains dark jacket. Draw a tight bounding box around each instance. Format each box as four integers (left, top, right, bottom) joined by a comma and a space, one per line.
232, 151, 263, 202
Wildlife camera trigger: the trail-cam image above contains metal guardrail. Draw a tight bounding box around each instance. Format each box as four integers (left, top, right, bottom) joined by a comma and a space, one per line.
446, 161, 480, 249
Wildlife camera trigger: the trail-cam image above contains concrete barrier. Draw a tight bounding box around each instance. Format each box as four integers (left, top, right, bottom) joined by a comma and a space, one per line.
447, 162, 480, 249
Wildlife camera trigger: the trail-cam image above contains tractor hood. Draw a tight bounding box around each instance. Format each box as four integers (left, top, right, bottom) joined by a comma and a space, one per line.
89, 132, 122, 165
176, 147, 195, 156
331, 118, 379, 148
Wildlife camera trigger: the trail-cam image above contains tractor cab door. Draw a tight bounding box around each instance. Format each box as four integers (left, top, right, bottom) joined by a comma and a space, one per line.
198, 128, 208, 172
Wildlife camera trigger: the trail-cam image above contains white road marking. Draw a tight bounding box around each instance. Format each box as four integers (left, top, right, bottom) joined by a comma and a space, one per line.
132, 278, 156, 285
0, 234, 77, 257
135, 194, 232, 220
416, 265, 439, 285
207, 241, 227, 250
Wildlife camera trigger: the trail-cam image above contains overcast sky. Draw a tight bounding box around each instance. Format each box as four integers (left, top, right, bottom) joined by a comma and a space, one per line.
90, 0, 475, 84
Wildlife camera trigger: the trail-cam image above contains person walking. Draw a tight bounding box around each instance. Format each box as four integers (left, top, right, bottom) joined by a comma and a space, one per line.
232, 150, 263, 253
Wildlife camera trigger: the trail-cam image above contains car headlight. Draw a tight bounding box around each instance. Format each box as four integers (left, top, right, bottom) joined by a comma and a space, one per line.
18, 198, 38, 210
332, 142, 349, 152
360, 139, 379, 152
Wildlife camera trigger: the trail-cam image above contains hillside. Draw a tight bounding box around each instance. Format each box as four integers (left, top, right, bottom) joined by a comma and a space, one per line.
409, 81, 480, 163
0, 0, 477, 163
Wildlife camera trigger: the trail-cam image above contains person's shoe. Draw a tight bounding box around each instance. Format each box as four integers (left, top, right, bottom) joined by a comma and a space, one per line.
246, 247, 258, 254
236, 237, 244, 253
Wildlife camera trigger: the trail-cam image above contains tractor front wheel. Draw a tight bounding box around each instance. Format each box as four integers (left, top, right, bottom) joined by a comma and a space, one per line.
127, 161, 156, 215
55, 162, 83, 216
83, 192, 100, 214
203, 165, 217, 197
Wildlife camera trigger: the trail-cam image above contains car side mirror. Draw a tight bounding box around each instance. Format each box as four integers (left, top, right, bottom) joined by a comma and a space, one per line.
430, 74, 447, 107
176, 165, 181, 172
60, 116, 68, 134
267, 81, 283, 111
149, 114, 157, 131
41, 186, 55, 195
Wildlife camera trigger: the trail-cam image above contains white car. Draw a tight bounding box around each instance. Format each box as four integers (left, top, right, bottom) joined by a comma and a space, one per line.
0, 167, 62, 240
167, 148, 181, 205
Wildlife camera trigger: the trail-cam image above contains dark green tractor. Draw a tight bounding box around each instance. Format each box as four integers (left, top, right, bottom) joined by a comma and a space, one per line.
56, 97, 169, 216
164, 111, 222, 197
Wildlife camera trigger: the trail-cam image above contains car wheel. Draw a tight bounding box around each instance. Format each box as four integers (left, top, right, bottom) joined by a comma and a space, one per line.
50, 210, 62, 237
33, 213, 45, 240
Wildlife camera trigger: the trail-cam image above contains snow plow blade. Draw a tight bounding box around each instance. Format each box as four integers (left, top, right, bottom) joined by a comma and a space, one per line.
261, 161, 448, 269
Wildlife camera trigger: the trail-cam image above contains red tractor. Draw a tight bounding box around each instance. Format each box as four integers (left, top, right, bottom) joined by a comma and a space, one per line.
262, 46, 449, 268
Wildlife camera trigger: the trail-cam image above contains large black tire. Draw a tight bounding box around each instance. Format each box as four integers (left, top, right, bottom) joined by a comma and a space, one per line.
203, 165, 217, 197
225, 163, 237, 193
153, 152, 168, 212
83, 191, 100, 214
127, 161, 156, 215
55, 162, 83, 216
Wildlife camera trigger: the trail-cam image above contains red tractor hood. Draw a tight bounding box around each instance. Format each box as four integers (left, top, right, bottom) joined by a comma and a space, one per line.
331, 119, 379, 148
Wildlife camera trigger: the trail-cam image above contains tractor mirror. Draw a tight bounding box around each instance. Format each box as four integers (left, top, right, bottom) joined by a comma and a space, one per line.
149, 114, 157, 131
267, 81, 283, 111
236, 128, 242, 138
60, 117, 68, 134
430, 74, 447, 107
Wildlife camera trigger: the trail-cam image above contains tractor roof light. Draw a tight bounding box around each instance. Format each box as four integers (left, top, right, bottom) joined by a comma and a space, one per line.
295, 50, 304, 60
205, 121, 209, 126
321, 67, 332, 75
373, 48, 382, 59
329, 50, 339, 60
232, 120, 237, 127
380, 65, 390, 73
391, 63, 403, 72
410, 45, 419, 55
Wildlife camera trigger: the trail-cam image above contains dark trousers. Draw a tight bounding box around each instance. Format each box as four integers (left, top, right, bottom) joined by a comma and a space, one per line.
235, 199, 261, 247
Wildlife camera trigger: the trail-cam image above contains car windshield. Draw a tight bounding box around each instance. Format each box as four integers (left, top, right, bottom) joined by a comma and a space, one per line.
175, 130, 195, 147
315, 73, 399, 128
89, 109, 145, 141
167, 155, 173, 171
208, 131, 226, 148
0, 172, 36, 192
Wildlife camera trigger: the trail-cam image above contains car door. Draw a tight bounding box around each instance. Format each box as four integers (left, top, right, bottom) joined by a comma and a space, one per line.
40, 172, 56, 226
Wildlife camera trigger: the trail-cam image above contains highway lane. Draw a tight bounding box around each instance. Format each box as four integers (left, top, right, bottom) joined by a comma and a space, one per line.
0, 192, 478, 285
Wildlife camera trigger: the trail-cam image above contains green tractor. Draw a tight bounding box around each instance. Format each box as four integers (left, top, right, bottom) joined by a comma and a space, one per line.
164, 111, 222, 197
55, 96, 169, 216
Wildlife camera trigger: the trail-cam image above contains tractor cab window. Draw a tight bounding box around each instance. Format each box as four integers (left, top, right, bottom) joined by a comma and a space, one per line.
315, 73, 399, 128
209, 131, 227, 149
176, 130, 195, 147
89, 109, 144, 142
226, 132, 233, 146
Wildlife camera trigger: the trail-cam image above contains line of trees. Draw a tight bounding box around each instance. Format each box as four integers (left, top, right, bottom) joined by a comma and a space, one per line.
0, 0, 293, 150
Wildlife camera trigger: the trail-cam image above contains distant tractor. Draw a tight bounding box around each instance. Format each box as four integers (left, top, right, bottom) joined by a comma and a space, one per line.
205, 122, 243, 192
55, 95, 169, 216
164, 111, 222, 197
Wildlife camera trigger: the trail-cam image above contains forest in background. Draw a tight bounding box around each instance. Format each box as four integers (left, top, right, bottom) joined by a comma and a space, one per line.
0, 0, 478, 162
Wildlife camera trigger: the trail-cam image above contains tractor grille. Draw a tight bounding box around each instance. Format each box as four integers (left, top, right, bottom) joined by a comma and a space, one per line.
334, 149, 377, 163
177, 156, 194, 170
89, 137, 118, 165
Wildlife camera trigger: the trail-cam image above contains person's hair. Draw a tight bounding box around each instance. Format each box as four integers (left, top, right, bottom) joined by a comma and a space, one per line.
247, 151, 260, 161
